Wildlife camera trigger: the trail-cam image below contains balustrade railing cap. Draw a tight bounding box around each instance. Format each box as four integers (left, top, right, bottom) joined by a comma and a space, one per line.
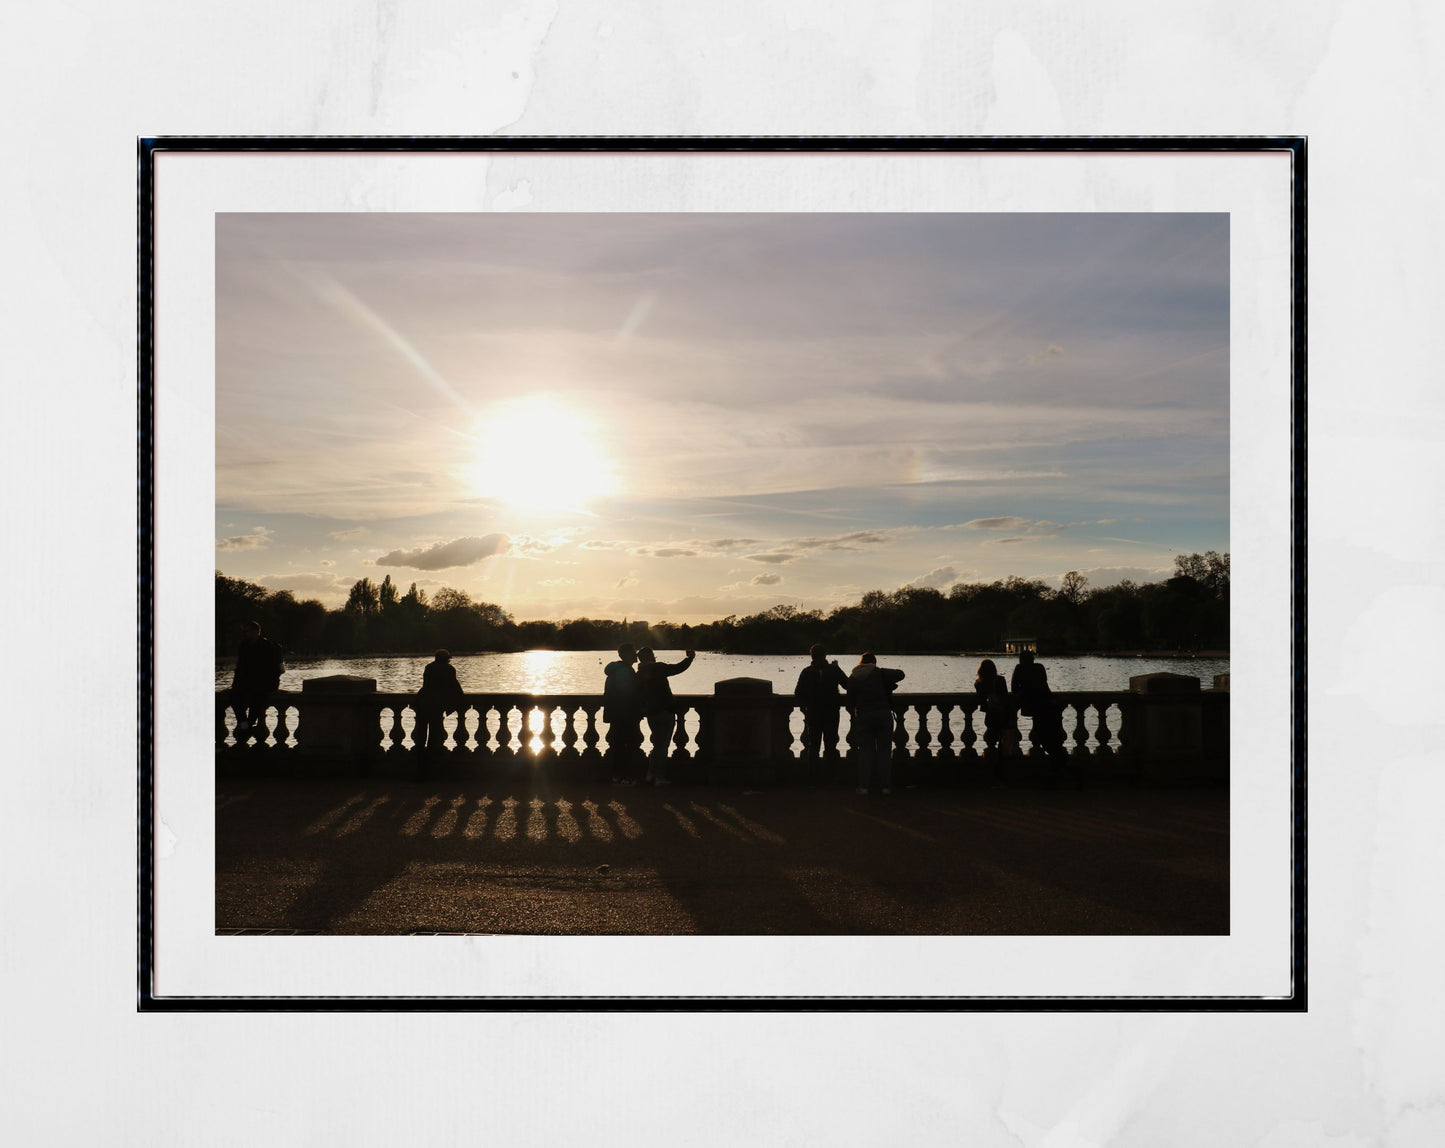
1129, 672, 1201, 694
713, 676, 774, 697
1212, 673, 1231, 691
300, 675, 378, 693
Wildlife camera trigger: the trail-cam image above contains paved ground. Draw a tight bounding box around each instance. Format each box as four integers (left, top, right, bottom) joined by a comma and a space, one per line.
216, 775, 1229, 936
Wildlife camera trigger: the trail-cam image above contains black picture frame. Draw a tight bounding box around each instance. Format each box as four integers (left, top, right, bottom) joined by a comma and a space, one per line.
139, 135, 1306, 1012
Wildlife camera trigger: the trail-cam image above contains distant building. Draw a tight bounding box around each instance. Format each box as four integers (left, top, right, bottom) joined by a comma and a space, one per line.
1002, 636, 1037, 654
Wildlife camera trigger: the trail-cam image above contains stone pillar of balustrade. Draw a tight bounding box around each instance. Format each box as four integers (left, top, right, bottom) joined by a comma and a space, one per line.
1128, 672, 1208, 784
298, 675, 379, 774
708, 677, 781, 785
1201, 673, 1231, 780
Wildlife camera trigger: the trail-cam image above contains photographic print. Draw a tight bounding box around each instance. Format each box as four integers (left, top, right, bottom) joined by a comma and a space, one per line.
144, 140, 1301, 1006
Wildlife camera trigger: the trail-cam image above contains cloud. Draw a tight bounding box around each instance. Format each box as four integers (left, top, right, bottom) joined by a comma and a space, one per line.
787, 530, 895, 551
510, 534, 571, 558
1066, 565, 1174, 587
983, 536, 1031, 546
328, 528, 363, 540
256, 572, 349, 597
216, 527, 272, 551
633, 546, 697, 558
750, 572, 783, 586
907, 565, 960, 590
744, 552, 795, 565
580, 539, 628, 551
539, 577, 577, 587
319, 559, 334, 567
953, 517, 1032, 532
1029, 344, 1065, 363
616, 571, 639, 590
374, 533, 507, 571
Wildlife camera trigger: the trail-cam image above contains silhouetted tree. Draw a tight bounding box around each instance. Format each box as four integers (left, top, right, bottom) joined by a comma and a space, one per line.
1059, 570, 1089, 607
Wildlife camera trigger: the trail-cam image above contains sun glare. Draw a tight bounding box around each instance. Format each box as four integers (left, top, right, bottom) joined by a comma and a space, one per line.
472, 396, 618, 514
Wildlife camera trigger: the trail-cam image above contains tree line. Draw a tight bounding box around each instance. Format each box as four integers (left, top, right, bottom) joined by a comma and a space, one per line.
216, 551, 1228, 659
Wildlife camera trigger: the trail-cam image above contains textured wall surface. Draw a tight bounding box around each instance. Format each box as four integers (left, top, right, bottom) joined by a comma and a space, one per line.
4, 2, 1442, 1144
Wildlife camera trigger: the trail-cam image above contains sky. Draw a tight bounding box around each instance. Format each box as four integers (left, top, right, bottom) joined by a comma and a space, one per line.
216, 212, 1228, 621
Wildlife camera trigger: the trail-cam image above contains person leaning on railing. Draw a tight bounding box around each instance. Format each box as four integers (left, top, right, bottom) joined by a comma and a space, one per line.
603, 643, 644, 786
636, 647, 695, 787
795, 643, 848, 784
974, 659, 1018, 786
414, 648, 464, 775
846, 653, 905, 796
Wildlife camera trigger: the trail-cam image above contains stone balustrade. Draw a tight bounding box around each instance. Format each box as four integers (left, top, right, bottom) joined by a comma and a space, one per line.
216, 672, 1229, 785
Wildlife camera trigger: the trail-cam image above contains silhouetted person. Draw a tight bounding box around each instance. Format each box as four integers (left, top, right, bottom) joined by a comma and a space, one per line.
794, 643, 848, 783
974, 658, 1017, 785
231, 620, 283, 742
603, 642, 643, 786
636, 647, 695, 786
1011, 650, 1078, 786
414, 649, 465, 773
846, 653, 904, 795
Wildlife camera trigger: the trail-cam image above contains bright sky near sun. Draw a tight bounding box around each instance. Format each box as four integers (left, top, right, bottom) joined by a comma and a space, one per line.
216, 212, 1229, 621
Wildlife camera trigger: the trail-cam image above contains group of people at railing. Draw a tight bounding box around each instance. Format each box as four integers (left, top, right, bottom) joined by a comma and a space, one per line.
790, 643, 1079, 793
225, 623, 1082, 790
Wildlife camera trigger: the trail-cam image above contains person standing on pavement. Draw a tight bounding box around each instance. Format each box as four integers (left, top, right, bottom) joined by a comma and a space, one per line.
794, 643, 848, 784
635, 647, 695, 786
845, 652, 904, 795
231, 620, 284, 742
603, 642, 644, 786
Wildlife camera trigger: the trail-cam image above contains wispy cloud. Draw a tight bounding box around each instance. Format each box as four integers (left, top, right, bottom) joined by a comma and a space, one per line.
632, 546, 697, 558
750, 572, 783, 586
744, 552, 795, 565
256, 571, 349, 597
216, 527, 273, 551
374, 534, 507, 571
953, 517, 1032, 532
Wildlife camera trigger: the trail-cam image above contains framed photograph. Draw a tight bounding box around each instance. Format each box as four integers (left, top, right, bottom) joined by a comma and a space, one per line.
141, 137, 1304, 1009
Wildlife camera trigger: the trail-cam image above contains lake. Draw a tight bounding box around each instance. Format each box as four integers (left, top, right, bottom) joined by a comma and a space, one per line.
216, 650, 1229, 696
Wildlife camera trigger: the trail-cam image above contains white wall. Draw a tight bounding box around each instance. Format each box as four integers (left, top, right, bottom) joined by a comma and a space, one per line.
4, 2, 1441, 1144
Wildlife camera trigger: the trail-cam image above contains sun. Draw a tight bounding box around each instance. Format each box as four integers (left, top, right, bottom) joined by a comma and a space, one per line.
471, 395, 619, 515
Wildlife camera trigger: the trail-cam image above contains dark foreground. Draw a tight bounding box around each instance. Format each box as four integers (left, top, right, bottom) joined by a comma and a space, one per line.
216, 778, 1229, 936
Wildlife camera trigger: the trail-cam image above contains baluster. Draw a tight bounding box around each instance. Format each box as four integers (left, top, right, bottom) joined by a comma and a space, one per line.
216, 697, 231, 748
560, 705, 580, 757
1096, 703, 1116, 758
892, 703, 908, 760
1066, 702, 1085, 757
960, 703, 978, 757
936, 703, 956, 761
582, 704, 601, 758
672, 704, 690, 758
507, 706, 523, 756
281, 706, 297, 749
453, 704, 470, 754
913, 703, 933, 757
1114, 699, 1133, 762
